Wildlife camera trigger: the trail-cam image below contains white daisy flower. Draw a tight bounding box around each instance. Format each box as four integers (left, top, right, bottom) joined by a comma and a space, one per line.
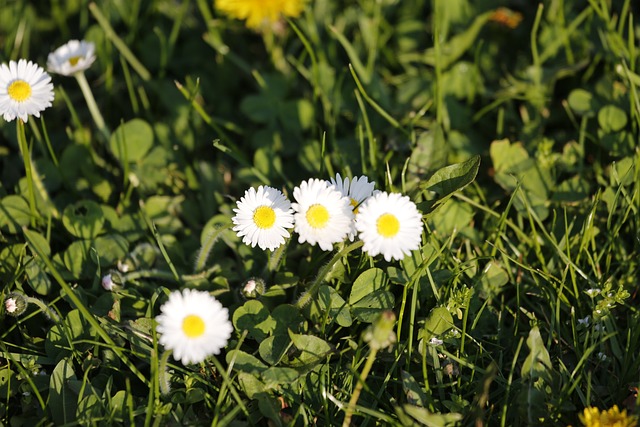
328, 173, 376, 240
292, 178, 354, 251
47, 40, 96, 76
0, 59, 54, 122
355, 191, 423, 261
156, 289, 233, 365
232, 185, 294, 251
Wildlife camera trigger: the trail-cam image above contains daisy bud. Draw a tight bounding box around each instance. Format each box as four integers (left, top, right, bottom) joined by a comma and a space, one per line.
242, 277, 267, 299
4, 292, 29, 317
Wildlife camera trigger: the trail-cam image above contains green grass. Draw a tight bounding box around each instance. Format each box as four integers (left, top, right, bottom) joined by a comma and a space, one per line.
1, 0, 640, 425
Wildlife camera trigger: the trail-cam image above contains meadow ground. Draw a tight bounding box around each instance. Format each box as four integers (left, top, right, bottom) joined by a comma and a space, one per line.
1, 1, 640, 426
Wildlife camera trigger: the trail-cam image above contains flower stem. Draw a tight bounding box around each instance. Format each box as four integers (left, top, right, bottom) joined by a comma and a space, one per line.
17, 120, 38, 227
296, 241, 363, 309
342, 347, 378, 427
25, 296, 60, 323
74, 71, 110, 140
158, 349, 172, 396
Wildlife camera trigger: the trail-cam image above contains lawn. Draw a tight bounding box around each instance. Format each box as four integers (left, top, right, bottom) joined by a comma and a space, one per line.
1, 0, 640, 426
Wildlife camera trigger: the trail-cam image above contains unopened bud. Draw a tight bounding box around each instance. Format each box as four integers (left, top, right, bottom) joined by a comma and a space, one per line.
4, 292, 29, 317
242, 277, 267, 299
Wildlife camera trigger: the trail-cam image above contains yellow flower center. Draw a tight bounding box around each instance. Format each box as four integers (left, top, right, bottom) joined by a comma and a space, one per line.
68, 56, 82, 66
7, 80, 32, 102
182, 314, 206, 338
253, 205, 276, 229
306, 204, 330, 229
376, 213, 400, 238
350, 198, 359, 214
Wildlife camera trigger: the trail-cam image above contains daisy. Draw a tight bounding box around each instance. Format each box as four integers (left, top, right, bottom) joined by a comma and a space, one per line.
47, 40, 96, 76
0, 59, 54, 122
355, 191, 423, 261
216, 0, 306, 29
292, 178, 354, 251
156, 289, 233, 365
232, 185, 294, 251
328, 173, 376, 240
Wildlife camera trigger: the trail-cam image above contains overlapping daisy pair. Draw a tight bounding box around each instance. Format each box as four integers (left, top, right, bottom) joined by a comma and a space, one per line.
231, 173, 424, 262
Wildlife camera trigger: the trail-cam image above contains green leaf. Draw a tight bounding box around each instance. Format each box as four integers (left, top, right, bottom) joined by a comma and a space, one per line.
477, 261, 509, 300
261, 367, 301, 388
349, 268, 388, 305
226, 350, 268, 375
598, 104, 628, 133
259, 335, 291, 366
109, 118, 154, 163
401, 370, 430, 407
350, 289, 395, 323
521, 326, 552, 382
400, 404, 462, 426
307, 285, 352, 327
232, 300, 276, 341
25, 257, 52, 295
422, 307, 454, 340
567, 89, 595, 116
237, 372, 266, 399
420, 155, 480, 206
288, 331, 332, 367
0, 195, 31, 234
49, 357, 78, 425
62, 200, 105, 239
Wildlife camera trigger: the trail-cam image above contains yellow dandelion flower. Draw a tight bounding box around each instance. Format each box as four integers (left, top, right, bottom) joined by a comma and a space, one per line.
579, 405, 638, 427
216, 0, 306, 29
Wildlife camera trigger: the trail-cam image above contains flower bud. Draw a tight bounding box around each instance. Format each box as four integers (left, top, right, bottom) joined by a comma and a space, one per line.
4, 292, 29, 317
241, 277, 267, 299
363, 310, 397, 350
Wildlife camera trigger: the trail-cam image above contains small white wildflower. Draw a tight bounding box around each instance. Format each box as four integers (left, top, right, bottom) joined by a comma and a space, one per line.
597, 352, 607, 361
101, 274, 115, 291
429, 337, 444, 346
586, 288, 601, 296
577, 316, 590, 326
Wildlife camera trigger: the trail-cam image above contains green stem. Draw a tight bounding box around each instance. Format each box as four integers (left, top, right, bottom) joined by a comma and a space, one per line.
342, 347, 378, 427
88, 2, 151, 81
74, 71, 110, 139
17, 120, 37, 227
296, 241, 363, 309
158, 349, 172, 396
265, 239, 289, 274
39, 117, 58, 166
25, 296, 60, 323
119, 264, 221, 285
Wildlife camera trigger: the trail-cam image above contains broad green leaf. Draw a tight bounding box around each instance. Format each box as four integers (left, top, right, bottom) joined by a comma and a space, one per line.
420, 155, 480, 205
0, 195, 31, 234
109, 118, 154, 163
288, 331, 332, 367
428, 198, 474, 235
76, 394, 103, 424
401, 370, 430, 407
49, 358, 78, 425
262, 367, 301, 388
232, 300, 276, 341
271, 304, 304, 335
401, 404, 462, 426
62, 200, 105, 239
237, 371, 266, 399
307, 285, 352, 327
25, 257, 52, 295
0, 369, 17, 397
477, 261, 509, 300
422, 307, 454, 340
350, 289, 395, 323
521, 326, 552, 382
598, 104, 628, 133
567, 89, 595, 116
259, 335, 291, 366
227, 350, 268, 375
349, 268, 388, 305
